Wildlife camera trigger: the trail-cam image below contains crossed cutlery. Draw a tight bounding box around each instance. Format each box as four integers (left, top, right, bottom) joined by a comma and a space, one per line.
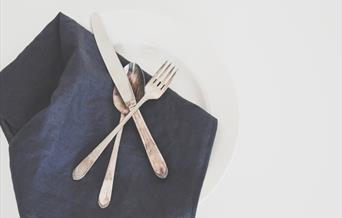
72, 13, 177, 208
72, 61, 177, 181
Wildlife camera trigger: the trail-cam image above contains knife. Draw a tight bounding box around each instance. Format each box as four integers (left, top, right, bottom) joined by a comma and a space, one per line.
72, 14, 168, 180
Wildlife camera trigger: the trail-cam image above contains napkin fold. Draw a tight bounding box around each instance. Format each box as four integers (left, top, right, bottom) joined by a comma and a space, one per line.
0, 13, 218, 218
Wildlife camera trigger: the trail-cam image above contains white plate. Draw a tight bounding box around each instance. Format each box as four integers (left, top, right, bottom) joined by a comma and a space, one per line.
99, 10, 238, 203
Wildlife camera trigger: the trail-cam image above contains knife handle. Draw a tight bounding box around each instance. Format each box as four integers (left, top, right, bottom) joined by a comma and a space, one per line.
132, 110, 168, 179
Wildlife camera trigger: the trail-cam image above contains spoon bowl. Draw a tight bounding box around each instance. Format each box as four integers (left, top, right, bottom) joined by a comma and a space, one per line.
113, 63, 145, 114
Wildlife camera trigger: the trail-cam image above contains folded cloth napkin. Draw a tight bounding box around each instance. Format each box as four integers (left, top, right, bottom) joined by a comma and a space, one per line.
0, 13, 218, 218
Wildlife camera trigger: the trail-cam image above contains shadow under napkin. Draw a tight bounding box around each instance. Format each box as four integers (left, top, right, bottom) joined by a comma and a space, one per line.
0, 13, 218, 218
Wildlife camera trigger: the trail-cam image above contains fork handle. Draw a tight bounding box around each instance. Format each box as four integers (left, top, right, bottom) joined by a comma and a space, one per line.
132, 110, 168, 178
72, 97, 147, 180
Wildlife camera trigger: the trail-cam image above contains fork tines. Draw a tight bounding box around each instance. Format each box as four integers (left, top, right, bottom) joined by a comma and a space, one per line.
152, 61, 178, 89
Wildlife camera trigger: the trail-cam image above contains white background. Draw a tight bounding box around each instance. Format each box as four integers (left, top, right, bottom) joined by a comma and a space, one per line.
0, 0, 341, 217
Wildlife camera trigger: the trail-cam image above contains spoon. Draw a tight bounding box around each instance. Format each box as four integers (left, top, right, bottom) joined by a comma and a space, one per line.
98, 63, 145, 208
72, 62, 171, 181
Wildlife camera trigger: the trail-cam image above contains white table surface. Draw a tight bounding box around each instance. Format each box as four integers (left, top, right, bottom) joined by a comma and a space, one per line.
0, 0, 341, 217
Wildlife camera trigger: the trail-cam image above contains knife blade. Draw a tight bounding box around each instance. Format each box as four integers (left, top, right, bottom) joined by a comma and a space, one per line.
91, 14, 136, 107
90, 13, 168, 179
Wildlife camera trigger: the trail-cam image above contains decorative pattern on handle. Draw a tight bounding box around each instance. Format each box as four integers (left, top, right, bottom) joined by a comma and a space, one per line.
132, 110, 168, 178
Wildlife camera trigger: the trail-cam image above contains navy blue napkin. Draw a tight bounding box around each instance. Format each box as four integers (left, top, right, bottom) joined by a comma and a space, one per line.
0, 13, 218, 218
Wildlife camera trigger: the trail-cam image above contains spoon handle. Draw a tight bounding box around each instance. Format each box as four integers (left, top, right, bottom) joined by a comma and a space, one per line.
98, 114, 124, 208
72, 97, 146, 180
132, 110, 168, 178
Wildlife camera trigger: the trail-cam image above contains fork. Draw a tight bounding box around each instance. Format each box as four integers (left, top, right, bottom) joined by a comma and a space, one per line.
72, 61, 177, 180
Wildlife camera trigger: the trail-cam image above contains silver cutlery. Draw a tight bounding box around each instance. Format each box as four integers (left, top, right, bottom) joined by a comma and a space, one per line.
98, 63, 145, 208
72, 60, 176, 182
72, 13, 170, 180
